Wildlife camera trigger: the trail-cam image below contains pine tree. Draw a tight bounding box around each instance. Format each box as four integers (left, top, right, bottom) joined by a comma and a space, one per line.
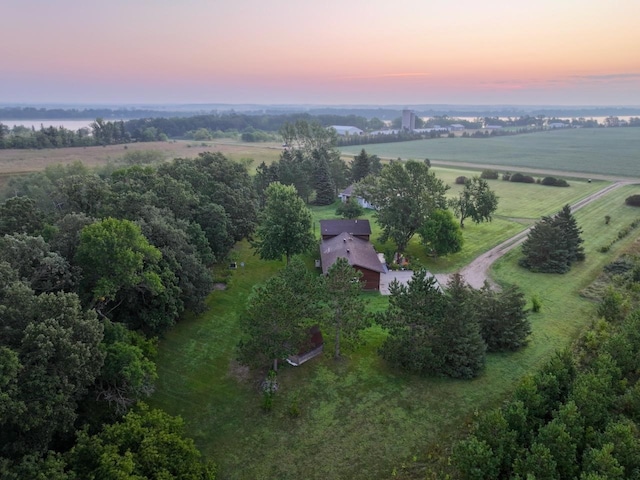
476, 283, 531, 351
313, 156, 336, 205
520, 205, 584, 273
555, 204, 585, 262
436, 274, 486, 379
520, 216, 570, 273
350, 149, 371, 182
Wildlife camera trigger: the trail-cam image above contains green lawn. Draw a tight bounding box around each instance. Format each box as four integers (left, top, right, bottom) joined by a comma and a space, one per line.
150, 181, 640, 479
340, 128, 640, 178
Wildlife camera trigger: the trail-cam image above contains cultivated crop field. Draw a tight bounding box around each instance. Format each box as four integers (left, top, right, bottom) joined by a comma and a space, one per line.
151, 178, 640, 479
341, 128, 640, 178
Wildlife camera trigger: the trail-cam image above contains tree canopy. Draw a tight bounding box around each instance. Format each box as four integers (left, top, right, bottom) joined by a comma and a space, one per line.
520, 204, 585, 273
356, 160, 448, 253
448, 176, 499, 228
251, 182, 315, 264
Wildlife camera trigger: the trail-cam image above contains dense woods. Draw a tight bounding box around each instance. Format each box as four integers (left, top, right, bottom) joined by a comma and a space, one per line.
0, 151, 261, 477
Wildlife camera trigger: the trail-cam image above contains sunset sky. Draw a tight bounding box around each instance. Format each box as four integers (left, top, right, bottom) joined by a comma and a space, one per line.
2, 0, 640, 105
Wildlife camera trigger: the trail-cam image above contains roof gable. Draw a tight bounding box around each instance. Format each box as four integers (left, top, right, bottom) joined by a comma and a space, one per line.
320, 232, 384, 274
320, 219, 371, 237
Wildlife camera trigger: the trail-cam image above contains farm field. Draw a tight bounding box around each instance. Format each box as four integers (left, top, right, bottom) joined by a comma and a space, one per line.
0, 139, 281, 180
150, 180, 640, 479
340, 128, 640, 179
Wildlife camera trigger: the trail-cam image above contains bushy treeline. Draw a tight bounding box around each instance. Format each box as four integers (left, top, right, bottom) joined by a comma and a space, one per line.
335, 130, 444, 147
452, 255, 640, 480
253, 120, 356, 207
124, 112, 378, 139
378, 272, 530, 379
0, 151, 260, 477
0, 119, 138, 149
0, 106, 202, 120
0, 123, 95, 149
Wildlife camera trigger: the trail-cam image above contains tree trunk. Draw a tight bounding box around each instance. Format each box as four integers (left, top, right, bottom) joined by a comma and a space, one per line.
273, 358, 278, 372
334, 312, 341, 359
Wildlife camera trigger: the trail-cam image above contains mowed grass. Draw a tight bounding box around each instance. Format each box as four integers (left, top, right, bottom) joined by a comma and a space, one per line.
150, 179, 640, 479
340, 128, 640, 178
311, 170, 609, 273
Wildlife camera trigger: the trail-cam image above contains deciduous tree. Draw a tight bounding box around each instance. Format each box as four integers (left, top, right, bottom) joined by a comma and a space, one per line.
417, 208, 463, 257
449, 176, 498, 228
251, 182, 315, 264
356, 160, 448, 253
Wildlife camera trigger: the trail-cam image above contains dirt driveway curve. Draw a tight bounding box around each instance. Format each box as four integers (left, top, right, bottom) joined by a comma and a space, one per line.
381, 181, 634, 293
450, 181, 632, 289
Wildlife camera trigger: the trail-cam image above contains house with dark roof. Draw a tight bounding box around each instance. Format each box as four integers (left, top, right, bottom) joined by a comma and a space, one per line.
337, 185, 375, 210
319, 231, 385, 290
320, 219, 372, 240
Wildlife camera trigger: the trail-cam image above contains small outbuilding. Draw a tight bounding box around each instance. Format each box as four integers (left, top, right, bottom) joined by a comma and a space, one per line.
286, 325, 324, 367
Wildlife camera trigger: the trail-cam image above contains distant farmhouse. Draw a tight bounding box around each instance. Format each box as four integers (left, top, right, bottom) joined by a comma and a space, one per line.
449, 123, 465, 131
337, 184, 375, 210
330, 125, 364, 136
319, 219, 386, 290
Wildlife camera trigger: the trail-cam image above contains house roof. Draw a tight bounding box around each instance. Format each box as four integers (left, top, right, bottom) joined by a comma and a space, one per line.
339, 184, 355, 196
320, 219, 371, 237
320, 232, 385, 275
330, 125, 364, 135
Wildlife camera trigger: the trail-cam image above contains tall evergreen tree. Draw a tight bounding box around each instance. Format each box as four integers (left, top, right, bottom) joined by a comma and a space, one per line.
520, 204, 584, 273
555, 204, 585, 263
322, 258, 370, 359
312, 154, 336, 205
437, 274, 486, 379
475, 282, 531, 351
351, 149, 371, 182
378, 269, 447, 374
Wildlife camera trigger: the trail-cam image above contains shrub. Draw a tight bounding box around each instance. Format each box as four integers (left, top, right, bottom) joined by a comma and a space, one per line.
455, 176, 467, 185
510, 173, 535, 184
625, 194, 640, 207
336, 200, 364, 219
502, 172, 511, 181
480, 169, 499, 180
531, 294, 542, 313
541, 176, 569, 187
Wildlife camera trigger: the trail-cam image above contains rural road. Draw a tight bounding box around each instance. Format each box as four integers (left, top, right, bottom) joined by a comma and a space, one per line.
441, 181, 632, 289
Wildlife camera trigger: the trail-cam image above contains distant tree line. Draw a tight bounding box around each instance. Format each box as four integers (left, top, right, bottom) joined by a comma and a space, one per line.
335, 129, 444, 147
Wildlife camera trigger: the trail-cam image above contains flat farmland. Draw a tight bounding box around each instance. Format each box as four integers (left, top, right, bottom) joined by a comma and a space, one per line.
0, 140, 281, 177
341, 128, 640, 179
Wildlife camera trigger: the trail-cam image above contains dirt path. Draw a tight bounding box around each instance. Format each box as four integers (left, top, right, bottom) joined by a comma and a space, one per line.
447, 181, 632, 289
